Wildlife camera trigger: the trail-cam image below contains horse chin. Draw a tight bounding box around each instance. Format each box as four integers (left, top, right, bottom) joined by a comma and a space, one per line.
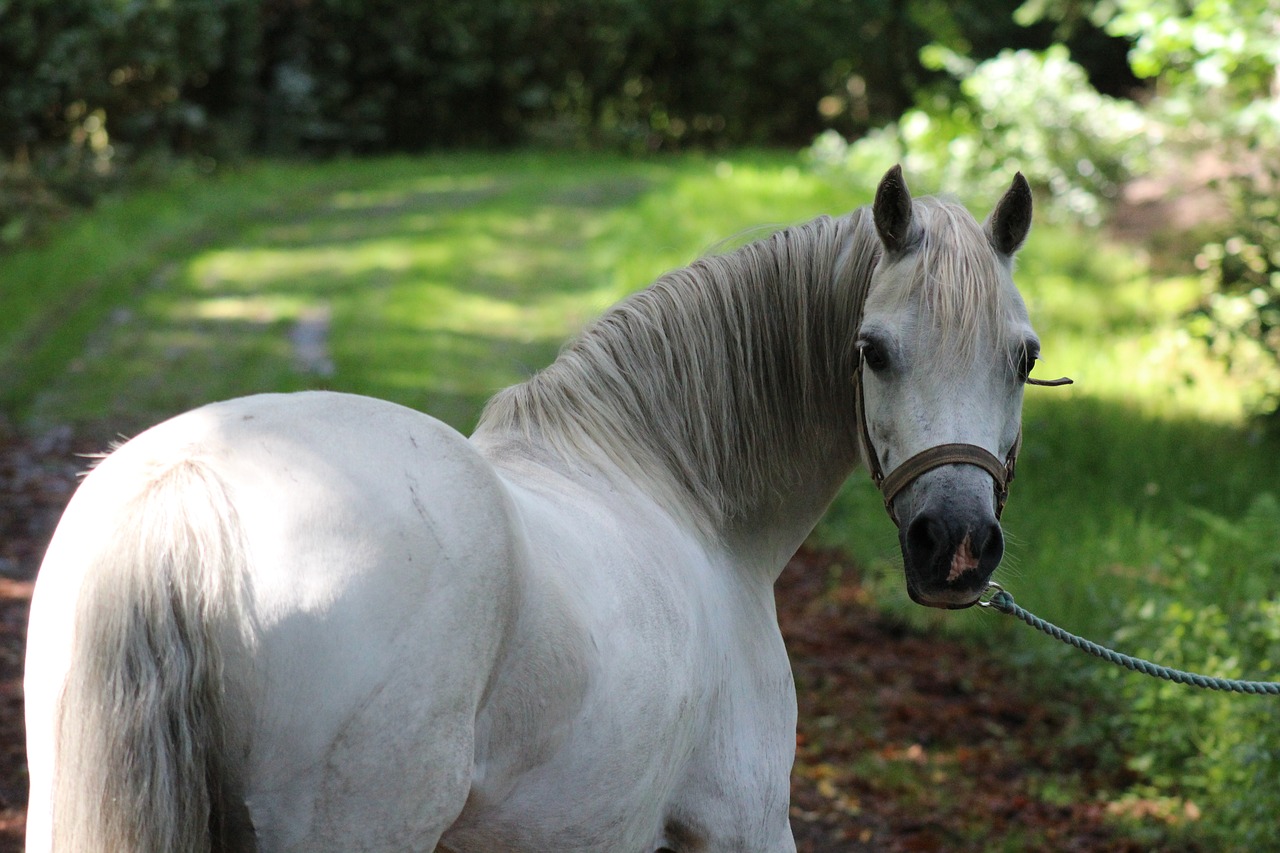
905, 581, 984, 610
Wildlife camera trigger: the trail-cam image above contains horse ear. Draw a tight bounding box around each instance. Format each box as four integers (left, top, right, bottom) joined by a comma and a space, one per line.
873, 164, 918, 253
985, 172, 1032, 256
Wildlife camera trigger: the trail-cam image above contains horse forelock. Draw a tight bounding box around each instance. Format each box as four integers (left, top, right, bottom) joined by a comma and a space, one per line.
476, 209, 882, 536
877, 197, 1023, 372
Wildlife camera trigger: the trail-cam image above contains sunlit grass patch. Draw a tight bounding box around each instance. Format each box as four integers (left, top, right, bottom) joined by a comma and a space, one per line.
3, 151, 871, 433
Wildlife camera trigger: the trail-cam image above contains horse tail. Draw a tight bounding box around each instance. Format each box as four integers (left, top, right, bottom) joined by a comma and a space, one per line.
51, 457, 255, 852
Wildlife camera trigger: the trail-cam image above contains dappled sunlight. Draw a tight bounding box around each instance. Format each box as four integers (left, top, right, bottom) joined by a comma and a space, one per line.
1017, 225, 1250, 425
31, 153, 875, 435
185, 295, 307, 324
392, 285, 595, 343
188, 242, 435, 288
328, 174, 501, 211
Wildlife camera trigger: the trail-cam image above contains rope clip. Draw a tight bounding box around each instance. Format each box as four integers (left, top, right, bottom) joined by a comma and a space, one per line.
977, 581, 1006, 609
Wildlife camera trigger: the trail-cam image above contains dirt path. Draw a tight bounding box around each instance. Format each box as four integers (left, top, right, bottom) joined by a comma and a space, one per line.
0, 427, 1178, 851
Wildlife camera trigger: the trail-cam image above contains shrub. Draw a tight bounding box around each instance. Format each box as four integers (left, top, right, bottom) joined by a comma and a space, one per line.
1186, 167, 1280, 424
0, 0, 255, 241
1099, 494, 1280, 847
1099, 0, 1280, 423
0, 0, 927, 237
808, 45, 1152, 224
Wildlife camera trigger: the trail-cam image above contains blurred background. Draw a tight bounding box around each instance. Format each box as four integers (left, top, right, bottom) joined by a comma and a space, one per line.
2, 1, 1279, 849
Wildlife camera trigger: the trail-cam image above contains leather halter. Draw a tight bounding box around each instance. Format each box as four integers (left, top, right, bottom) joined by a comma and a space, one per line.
853, 349, 1071, 526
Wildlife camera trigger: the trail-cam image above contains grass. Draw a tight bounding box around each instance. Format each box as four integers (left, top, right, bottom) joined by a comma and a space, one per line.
2, 151, 862, 434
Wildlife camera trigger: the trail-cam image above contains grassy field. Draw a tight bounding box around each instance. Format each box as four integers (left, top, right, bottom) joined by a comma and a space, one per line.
4, 150, 1277, 843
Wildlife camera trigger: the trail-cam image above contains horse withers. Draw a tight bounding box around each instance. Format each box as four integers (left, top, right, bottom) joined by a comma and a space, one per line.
25, 166, 1048, 851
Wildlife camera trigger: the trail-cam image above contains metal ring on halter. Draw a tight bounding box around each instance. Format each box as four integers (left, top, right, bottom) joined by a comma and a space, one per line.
977, 581, 1005, 608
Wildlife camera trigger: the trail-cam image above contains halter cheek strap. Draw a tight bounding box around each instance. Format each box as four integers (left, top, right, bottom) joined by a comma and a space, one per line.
853, 351, 1068, 527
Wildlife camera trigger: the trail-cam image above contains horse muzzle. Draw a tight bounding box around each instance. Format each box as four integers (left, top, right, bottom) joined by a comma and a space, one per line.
865, 435, 1012, 609
899, 503, 1004, 609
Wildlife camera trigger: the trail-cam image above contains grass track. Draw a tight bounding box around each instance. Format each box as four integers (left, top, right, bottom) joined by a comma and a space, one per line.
2, 152, 862, 432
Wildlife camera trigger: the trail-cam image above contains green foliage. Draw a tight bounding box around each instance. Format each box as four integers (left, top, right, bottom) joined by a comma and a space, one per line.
252, 0, 877, 152
0, 0, 944, 240
809, 45, 1151, 224
1107, 0, 1280, 121
0, 0, 242, 158
0, 0, 1139, 244
1090, 0, 1280, 422
0, 0, 954, 165
1099, 494, 1280, 847
1102, 0, 1280, 422
1185, 165, 1280, 423
863, 0, 1280, 422
0, 0, 254, 240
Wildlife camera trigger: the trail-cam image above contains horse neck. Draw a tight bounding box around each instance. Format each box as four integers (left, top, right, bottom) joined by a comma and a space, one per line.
475, 209, 881, 556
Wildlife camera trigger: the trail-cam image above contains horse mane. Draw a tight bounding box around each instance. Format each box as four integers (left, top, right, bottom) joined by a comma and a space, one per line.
475, 209, 881, 535
474, 196, 1012, 536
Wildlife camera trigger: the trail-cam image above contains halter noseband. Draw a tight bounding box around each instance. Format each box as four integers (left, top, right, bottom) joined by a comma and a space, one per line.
853, 349, 1071, 526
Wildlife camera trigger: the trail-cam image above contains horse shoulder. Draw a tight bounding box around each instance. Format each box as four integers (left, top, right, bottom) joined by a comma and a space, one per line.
448, 452, 795, 850
663, 570, 797, 851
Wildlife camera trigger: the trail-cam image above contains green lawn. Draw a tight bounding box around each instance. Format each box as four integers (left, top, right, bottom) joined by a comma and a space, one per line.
5, 150, 1277, 844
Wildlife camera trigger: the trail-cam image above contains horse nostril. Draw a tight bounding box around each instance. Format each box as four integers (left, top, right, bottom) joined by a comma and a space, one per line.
974, 521, 1004, 572
905, 512, 948, 567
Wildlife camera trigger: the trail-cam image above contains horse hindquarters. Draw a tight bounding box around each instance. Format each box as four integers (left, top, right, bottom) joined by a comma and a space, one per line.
26, 457, 255, 853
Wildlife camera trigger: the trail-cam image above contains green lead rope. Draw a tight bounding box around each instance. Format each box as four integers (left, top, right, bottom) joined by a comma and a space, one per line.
980, 583, 1280, 695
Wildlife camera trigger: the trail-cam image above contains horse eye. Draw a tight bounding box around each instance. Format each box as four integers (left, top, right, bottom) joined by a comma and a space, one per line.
1016, 348, 1038, 382
859, 341, 889, 372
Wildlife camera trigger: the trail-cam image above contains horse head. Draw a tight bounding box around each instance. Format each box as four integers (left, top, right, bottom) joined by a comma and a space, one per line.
857, 165, 1043, 609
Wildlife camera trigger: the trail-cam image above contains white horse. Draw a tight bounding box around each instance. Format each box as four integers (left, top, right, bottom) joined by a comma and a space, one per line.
25, 165, 1048, 852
